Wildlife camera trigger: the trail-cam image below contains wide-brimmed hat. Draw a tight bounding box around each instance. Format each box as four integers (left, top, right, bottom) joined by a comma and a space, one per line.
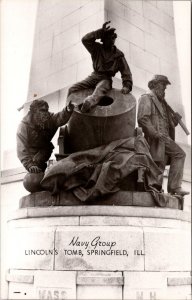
148, 75, 171, 88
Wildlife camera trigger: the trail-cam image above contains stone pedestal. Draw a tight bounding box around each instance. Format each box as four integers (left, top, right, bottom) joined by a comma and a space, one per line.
7, 202, 191, 300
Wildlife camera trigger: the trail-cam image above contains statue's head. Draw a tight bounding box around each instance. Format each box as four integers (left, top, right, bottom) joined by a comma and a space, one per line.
101, 28, 117, 48
148, 75, 171, 100
30, 99, 50, 127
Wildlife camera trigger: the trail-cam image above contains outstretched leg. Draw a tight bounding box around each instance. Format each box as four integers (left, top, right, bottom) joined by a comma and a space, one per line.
67, 75, 98, 97
81, 79, 112, 112
164, 138, 189, 196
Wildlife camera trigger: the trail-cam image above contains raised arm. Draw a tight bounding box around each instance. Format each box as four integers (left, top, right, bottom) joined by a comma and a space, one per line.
51, 102, 74, 128
81, 29, 103, 54
119, 56, 133, 93
81, 21, 111, 54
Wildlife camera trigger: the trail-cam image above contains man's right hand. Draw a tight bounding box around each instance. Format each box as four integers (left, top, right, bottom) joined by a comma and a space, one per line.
29, 166, 42, 173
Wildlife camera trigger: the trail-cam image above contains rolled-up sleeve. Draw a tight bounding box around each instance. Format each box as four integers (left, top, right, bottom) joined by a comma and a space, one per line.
51, 107, 73, 128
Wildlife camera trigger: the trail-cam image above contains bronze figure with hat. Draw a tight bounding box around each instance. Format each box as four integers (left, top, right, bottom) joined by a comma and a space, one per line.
137, 74, 189, 197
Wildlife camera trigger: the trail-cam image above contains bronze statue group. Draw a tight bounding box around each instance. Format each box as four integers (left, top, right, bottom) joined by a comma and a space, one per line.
17, 22, 189, 205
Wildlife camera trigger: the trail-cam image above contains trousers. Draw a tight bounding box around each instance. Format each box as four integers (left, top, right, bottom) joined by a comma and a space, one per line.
67, 72, 112, 100
156, 137, 186, 192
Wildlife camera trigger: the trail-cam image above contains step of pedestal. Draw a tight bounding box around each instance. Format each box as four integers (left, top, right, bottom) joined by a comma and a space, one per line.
19, 191, 182, 209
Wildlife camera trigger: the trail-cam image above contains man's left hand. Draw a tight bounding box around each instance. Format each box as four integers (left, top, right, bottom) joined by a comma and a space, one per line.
121, 87, 130, 94
173, 112, 182, 125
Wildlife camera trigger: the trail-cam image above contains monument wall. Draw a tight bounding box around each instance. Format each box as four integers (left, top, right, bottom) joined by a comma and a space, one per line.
27, 0, 104, 100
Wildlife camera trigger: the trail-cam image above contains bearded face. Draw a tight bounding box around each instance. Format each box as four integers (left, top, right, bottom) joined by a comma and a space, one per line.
153, 82, 167, 100
33, 105, 50, 129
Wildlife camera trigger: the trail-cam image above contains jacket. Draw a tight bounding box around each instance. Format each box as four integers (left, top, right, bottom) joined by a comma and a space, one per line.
82, 29, 133, 90
17, 108, 72, 171
137, 91, 176, 162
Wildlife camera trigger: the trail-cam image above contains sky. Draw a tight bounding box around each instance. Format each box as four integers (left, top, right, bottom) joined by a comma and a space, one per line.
0, 0, 191, 167
1, 0, 38, 152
